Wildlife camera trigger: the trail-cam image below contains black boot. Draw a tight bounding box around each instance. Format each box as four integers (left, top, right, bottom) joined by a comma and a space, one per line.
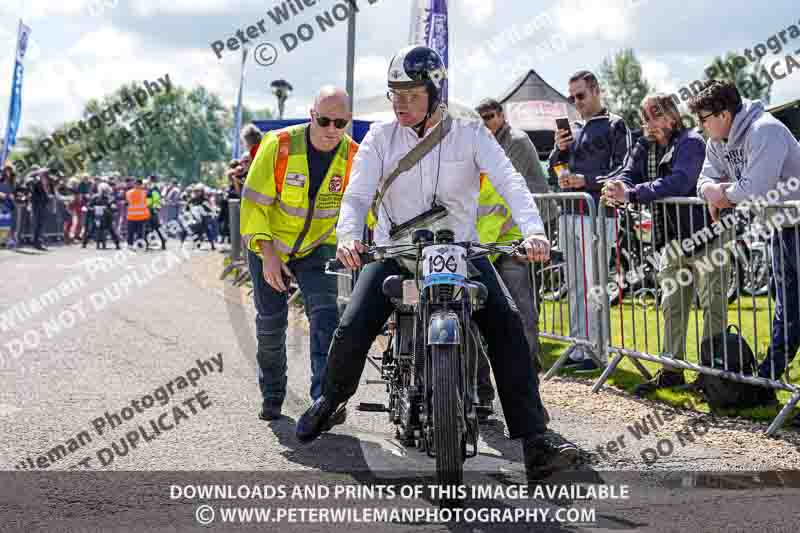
296, 395, 347, 443
259, 402, 283, 421
522, 431, 578, 482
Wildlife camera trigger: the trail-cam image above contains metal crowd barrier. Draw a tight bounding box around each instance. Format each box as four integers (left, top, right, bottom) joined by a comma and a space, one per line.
532, 192, 652, 382
15, 198, 68, 243
589, 196, 800, 436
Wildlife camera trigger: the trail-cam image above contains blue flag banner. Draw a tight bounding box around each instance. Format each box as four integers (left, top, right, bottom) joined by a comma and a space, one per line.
1, 20, 32, 165
409, 0, 449, 104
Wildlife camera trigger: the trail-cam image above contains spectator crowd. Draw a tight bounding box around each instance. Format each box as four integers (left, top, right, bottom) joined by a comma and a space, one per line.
0, 149, 253, 252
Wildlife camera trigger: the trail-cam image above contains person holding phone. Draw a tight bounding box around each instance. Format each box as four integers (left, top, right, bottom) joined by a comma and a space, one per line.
548, 70, 632, 372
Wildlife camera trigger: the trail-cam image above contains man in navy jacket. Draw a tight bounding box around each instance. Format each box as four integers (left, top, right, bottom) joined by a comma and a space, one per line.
603, 93, 730, 395
548, 70, 631, 371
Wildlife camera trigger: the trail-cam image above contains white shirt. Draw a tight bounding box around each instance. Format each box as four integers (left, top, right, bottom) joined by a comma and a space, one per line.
337, 113, 545, 245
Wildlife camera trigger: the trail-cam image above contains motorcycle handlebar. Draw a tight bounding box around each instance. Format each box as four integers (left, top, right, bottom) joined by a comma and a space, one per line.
325, 253, 374, 272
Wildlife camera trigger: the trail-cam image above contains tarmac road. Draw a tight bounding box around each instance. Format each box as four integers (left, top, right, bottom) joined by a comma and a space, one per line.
1, 243, 799, 533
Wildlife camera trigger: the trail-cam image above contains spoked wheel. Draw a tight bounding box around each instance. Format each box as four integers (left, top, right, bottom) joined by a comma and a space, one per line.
742, 248, 770, 296
431, 344, 464, 507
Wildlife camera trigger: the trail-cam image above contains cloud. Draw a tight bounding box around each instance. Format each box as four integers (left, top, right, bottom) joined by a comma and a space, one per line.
129, 0, 247, 17
460, 0, 496, 25
291, 101, 311, 117
354, 55, 389, 97
0, 0, 97, 20
640, 57, 679, 95
68, 27, 138, 60
770, 73, 800, 107
553, 0, 633, 43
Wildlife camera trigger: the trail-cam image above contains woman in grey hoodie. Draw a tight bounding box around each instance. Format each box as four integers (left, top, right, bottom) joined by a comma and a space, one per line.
692, 80, 800, 405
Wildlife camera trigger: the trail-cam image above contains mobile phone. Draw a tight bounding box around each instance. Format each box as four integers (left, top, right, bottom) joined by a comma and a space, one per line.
555, 117, 572, 140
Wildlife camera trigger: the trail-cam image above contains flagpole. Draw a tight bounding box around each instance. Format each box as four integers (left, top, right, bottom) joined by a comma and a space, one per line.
345, 5, 356, 136
232, 46, 248, 160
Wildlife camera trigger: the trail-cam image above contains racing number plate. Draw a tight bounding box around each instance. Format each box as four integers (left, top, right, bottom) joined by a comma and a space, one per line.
422, 244, 468, 283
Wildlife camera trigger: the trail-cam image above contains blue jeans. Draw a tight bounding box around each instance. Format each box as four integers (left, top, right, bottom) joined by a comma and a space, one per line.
559, 214, 615, 361
758, 228, 800, 380
247, 245, 339, 405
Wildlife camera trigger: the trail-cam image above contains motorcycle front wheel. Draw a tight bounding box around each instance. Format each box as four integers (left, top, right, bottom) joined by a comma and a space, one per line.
431, 343, 464, 505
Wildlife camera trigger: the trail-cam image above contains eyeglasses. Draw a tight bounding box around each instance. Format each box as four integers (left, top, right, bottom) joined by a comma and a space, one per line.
567, 91, 588, 104
480, 112, 496, 121
640, 107, 665, 123
313, 111, 349, 129
386, 90, 425, 104
697, 111, 718, 125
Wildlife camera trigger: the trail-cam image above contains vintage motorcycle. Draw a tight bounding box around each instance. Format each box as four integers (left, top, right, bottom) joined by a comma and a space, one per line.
327, 226, 527, 495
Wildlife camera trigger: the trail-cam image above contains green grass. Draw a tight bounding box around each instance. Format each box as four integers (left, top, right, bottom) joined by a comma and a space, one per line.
539, 295, 800, 423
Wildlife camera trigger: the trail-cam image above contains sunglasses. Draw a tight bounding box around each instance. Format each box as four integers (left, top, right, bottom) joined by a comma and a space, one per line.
480, 112, 496, 121
313, 111, 349, 129
567, 91, 588, 104
697, 111, 718, 125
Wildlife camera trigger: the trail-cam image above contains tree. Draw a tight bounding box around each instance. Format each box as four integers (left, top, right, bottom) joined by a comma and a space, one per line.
705, 52, 772, 105
9, 82, 242, 184
78, 84, 230, 183
240, 106, 274, 124
599, 49, 653, 129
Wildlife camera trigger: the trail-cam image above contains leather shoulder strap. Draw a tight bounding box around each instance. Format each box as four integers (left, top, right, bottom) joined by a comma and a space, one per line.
370, 114, 452, 220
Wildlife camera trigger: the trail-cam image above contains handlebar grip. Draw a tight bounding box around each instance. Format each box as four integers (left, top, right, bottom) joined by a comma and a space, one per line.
326, 258, 346, 271
326, 253, 373, 271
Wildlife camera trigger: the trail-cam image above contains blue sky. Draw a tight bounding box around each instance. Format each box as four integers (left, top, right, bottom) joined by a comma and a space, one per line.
0, 0, 798, 135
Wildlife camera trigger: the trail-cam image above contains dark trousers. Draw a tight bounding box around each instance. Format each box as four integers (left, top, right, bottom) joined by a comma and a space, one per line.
32, 204, 46, 245
181, 218, 214, 247
147, 216, 166, 249
477, 256, 541, 402
84, 219, 120, 248
127, 219, 146, 246
324, 256, 548, 439
248, 246, 339, 404
759, 228, 800, 380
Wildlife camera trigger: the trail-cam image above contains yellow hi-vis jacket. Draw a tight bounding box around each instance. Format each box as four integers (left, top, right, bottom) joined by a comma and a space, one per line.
477, 173, 524, 262
240, 124, 359, 263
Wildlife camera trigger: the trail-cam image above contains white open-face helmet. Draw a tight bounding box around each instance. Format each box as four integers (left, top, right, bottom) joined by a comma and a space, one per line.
387, 45, 447, 117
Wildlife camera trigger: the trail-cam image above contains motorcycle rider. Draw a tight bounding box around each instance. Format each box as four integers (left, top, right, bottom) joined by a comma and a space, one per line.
181, 184, 216, 250
82, 182, 121, 249
296, 46, 577, 480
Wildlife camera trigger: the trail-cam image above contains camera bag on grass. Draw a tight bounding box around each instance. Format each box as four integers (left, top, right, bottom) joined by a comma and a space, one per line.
695, 325, 765, 409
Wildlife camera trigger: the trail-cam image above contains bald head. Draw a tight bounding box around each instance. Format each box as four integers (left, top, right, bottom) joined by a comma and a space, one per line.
309, 85, 352, 152
314, 85, 349, 112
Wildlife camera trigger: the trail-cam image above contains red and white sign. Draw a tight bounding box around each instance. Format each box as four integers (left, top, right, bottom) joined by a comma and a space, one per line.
505, 100, 569, 131
329, 175, 343, 193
